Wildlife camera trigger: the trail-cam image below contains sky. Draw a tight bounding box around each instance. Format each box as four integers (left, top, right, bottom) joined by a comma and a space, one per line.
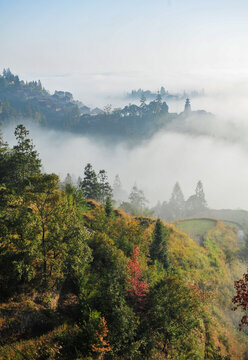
1, 0, 248, 105
2, 0, 248, 209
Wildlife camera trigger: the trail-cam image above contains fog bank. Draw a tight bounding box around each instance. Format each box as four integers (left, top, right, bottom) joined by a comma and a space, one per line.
3, 119, 248, 210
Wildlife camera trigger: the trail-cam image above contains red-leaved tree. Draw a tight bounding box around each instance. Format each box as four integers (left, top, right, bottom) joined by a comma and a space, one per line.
232, 272, 248, 329
126, 245, 149, 311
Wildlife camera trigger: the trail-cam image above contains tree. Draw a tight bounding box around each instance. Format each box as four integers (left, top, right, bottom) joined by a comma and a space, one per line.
160, 86, 166, 97
168, 182, 185, 219
195, 180, 207, 208
26, 173, 91, 288
113, 174, 127, 203
185, 180, 207, 216
0, 126, 8, 183
91, 317, 112, 359
145, 277, 200, 357
126, 245, 149, 312
103, 104, 112, 115
64, 173, 73, 186
98, 169, 112, 203
6, 124, 41, 191
80, 163, 99, 200
155, 91, 162, 113
140, 93, 146, 108
129, 184, 148, 210
150, 219, 171, 272
105, 196, 113, 217
232, 272, 248, 329
80, 164, 112, 203
0, 126, 8, 156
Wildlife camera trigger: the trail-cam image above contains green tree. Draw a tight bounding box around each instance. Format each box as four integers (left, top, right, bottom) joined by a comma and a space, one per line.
0, 126, 8, 183
150, 219, 171, 272
145, 277, 200, 357
6, 124, 41, 191
98, 169, 112, 203
84, 233, 138, 357
80, 163, 99, 200
26, 173, 91, 289
105, 196, 113, 217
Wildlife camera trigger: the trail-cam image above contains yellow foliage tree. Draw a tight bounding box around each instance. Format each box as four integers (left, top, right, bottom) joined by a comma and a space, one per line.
91, 317, 112, 359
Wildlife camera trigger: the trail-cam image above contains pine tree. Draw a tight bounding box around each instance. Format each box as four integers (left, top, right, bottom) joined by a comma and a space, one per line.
155, 90, 162, 113
140, 93, 146, 108
195, 180, 207, 208
5, 124, 41, 191
105, 196, 113, 217
129, 184, 147, 210
150, 219, 171, 273
98, 169, 112, 203
169, 182, 185, 219
80, 163, 99, 200
64, 173, 73, 185
113, 174, 127, 203
185, 181, 207, 216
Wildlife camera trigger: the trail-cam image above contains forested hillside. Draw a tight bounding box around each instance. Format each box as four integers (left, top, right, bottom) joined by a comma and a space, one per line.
1, 124, 248, 359
0, 69, 212, 142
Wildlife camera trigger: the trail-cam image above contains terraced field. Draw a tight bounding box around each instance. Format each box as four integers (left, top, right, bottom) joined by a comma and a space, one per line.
174, 218, 217, 244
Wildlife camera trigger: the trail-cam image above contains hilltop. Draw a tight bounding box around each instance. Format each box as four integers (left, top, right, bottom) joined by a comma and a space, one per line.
0, 69, 213, 143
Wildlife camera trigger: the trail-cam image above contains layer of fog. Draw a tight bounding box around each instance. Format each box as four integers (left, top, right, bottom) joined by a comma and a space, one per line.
3, 112, 248, 210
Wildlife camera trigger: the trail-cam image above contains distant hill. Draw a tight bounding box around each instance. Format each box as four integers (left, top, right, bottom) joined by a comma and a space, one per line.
0, 69, 212, 142
125, 86, 205, 101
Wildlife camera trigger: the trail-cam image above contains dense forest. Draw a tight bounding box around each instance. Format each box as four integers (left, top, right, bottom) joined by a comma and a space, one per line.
0, 69, 213, 142
1, 124, 248, 359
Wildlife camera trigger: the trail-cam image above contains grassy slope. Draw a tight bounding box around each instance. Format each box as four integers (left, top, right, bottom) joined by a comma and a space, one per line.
172, 218, 248, 358
1, 208, 248, 359
174, 218, 217, 244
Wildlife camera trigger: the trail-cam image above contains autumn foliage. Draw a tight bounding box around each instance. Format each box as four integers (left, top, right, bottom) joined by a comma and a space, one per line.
126, 245, 149, 311
91, 317, 112, 359
232, 272, 248, 329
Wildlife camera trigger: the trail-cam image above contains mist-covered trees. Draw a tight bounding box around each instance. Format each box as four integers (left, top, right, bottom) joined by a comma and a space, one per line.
119, 184, 153, 216
185, 180, 207, 216
112, 174, 127, 203
169, 182, 185, 219
154, 180, 208, 221
129, 184, 148, 209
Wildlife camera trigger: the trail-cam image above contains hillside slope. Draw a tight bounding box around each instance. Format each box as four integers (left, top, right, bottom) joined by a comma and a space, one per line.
1, 200, 248, 359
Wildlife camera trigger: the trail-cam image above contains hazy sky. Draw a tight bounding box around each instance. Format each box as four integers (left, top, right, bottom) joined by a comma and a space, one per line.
1, 0, 248, 104
2, 1, 248, 210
